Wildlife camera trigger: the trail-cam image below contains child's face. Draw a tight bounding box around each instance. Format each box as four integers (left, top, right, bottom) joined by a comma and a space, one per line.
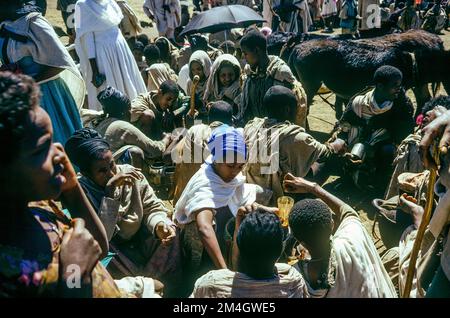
218, 65, 236, 88
87, 150, 117, 188
157, 92, 178, 111
191, 61, 205, 81
10, 107, 66, 201
213, 162, 246, 183
241, 45, 259, 68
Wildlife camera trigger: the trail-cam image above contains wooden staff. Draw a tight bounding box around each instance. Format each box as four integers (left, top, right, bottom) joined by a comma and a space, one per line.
188, 75, 200, 117
402, 143, 439, 298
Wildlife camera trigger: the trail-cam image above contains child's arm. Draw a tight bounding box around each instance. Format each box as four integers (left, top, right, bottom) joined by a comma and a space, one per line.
196, 209, 227, 269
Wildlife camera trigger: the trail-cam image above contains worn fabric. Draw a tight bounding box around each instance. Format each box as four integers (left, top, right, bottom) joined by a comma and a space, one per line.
297, 204, 398, 297
94, 117, 166, 160
191, 263, 309, 298
244, 117, 332, 205
239, 55, 296, 122
321, 0, 338, 18
146, 63, 178, 91
385, 132, 425, 199
398, 7, 421, 31
75, 0, 146, 110
114, 276, 160, 298
203, 54, 242, 107
79, 164, 169, 241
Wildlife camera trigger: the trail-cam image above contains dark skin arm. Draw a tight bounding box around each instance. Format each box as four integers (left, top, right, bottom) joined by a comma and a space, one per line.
55, 144, 109, 259
195, 209, 227, 269
34, 66, 64, 83
284, 173, 347, 223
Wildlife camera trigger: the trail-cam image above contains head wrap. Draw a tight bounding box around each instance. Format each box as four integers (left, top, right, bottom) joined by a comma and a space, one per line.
65, 128, 110, 172
207, 124, 247, 164
97, 86, 130, 117
189, 50, 212, 80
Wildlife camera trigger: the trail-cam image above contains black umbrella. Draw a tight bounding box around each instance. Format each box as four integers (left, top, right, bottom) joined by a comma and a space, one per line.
179, 5, 266, 37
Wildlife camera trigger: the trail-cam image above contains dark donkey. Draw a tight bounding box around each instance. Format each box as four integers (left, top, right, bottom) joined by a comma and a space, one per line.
287, 30, 450, 119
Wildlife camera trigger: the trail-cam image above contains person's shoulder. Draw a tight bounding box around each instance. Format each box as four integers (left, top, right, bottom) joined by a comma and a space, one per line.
192, 269, 235, 295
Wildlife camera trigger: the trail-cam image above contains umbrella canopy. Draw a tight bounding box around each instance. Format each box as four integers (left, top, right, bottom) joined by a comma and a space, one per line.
180, 5, 266, 37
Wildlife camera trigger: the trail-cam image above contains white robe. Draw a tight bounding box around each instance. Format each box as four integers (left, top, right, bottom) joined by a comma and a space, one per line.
75, 0, 146, 110
143, 0, 181, 34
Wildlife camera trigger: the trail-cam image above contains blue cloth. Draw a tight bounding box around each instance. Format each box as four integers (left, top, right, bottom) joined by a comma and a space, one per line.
207, 124, 247, 164
40, 77, 83, 145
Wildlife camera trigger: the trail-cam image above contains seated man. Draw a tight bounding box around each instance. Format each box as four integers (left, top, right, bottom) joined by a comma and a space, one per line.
244, 86, 345, 206
93, 86, 172, 180
385, 95, 450, 199
172, 101, 234, 204
130, 80, 180, 139
191, 208, 309, 298
283, 174, 398, 297
238, 30, 307, 127
65, 128, 177, 281
333, 65, 415, 188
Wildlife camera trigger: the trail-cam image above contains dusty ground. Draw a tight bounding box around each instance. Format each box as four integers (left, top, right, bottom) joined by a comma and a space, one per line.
45, 0, 450, 254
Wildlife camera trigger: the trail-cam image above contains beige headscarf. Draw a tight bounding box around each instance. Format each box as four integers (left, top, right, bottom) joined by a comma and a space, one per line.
203, 54, 241, 104
146, 63, 177, 91
186, 50, 212, 96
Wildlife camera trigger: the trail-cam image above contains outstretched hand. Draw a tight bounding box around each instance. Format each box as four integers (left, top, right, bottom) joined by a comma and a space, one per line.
283, 173, 317, 194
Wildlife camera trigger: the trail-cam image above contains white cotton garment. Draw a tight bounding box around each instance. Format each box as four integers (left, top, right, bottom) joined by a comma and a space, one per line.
174, 160, 261, 225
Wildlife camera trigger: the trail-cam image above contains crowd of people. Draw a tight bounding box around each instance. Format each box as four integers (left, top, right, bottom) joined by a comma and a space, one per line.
0, 0, 449, 298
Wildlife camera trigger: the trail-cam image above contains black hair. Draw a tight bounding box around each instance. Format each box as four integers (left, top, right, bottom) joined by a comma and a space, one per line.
97, 86, 131, 119
208, 101, 233, 125
136, 34, 150, 47
155, 38, 170, 61
373, 65, 403, 86
0, 71, 40, 164
159, 80, 180, 97
263, 85, 297, 121
421, 95, 450, 115
189, 34, 209, 52
132, 41, 144, 52
237, 210, 284, 279
289, 199, 333, 247
240, 29, 267, 52
65, 128, 111, 173
143, 44, 161, 63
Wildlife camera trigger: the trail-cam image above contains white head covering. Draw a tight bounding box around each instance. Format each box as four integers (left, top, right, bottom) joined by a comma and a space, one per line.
203, 54, 242, 103
188, 50, 212, 80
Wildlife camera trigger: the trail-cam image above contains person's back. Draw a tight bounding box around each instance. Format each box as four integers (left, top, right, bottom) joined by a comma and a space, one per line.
191, 210, 309, 298
192, 263, 307, 298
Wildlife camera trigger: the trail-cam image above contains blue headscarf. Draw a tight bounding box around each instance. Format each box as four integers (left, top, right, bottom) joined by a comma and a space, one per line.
207, 124, 247, 164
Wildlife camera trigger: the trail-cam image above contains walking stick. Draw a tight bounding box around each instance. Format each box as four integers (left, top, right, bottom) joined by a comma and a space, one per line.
402, 143, 439, 298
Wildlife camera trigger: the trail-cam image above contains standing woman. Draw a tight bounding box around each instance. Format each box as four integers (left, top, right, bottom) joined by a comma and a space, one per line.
75, 0, 146, 110
203, 54, 242, 116
0, 0, 83, 145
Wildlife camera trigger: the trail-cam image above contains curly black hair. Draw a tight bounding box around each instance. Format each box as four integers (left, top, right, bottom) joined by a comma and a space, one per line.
0, 71, 40, 164
289, 199, 333, 247
240, 29, 267, 52
421, 95, 450, 115
373, 65, 403, 86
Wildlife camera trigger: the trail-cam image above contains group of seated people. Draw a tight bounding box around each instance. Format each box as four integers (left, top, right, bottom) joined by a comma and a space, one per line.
1, 23, 449, 298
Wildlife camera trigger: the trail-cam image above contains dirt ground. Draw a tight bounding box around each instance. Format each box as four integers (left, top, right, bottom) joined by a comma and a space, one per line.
45, 0, 450, 254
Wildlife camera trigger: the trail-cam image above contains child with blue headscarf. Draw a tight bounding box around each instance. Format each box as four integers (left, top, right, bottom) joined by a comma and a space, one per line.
174, 125, 262, 295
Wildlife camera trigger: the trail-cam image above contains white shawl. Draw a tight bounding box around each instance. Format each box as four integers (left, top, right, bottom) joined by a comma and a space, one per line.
174, 160, 261, 225
351, 89, 394, 120
74, 0, 123, 39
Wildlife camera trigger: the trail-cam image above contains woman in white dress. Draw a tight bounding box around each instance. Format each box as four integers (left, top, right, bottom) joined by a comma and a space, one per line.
75, 0, 146, 110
